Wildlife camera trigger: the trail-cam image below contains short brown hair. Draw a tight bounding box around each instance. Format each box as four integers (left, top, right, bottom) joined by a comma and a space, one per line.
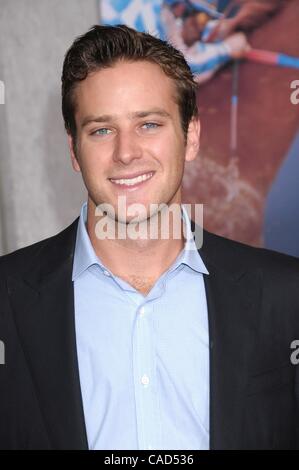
61, 24, 198, 143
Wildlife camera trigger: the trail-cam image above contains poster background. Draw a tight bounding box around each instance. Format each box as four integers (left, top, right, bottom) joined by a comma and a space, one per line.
101, 0, 299, 256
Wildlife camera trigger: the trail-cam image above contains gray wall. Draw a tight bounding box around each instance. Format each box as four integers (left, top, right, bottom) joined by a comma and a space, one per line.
0, 0, 99, 255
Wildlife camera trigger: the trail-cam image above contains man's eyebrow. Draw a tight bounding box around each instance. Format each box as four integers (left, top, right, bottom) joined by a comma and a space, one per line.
81, 114, 115, 128
81, 108, 171, 128
131, 109, 171, 119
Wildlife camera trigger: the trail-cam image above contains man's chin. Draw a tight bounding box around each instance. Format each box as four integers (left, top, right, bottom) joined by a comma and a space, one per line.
114, 212, 152, 226
93, 197, 177, 228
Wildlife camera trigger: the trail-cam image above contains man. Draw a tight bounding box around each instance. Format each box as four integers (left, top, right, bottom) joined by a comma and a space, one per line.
0, 25, 299, 450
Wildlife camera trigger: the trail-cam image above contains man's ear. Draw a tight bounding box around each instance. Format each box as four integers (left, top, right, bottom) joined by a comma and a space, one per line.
67, 133, 81, 172
185, 116, 200, 162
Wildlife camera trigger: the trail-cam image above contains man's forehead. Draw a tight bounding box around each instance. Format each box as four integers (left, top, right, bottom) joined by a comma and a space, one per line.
73, 66, 180, 126
77, 59, 177, 91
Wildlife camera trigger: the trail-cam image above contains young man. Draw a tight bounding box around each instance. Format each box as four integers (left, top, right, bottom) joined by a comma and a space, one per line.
0, 25, 299, 450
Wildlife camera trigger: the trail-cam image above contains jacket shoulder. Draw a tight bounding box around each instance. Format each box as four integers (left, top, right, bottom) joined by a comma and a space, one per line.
0, 218, 79, 279
201, 229, 299, 277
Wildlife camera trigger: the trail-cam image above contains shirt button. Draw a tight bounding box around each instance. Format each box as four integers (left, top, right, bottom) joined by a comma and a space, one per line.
141, 374, 150, 386
103, 270, 110, 276
139, 306, 145, 316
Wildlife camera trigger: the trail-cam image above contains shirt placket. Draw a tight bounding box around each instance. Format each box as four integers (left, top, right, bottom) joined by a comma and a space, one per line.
132, 301, 158, 450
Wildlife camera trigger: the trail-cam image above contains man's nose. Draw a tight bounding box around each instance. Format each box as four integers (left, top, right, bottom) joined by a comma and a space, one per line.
113, 132, 142, 165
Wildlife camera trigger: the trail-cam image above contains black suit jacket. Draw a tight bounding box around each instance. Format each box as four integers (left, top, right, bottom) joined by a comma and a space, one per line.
0, 218, 299, 450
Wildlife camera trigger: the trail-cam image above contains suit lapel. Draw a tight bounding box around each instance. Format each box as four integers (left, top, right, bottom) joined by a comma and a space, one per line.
199, 230, 262, 449
7, 219, 88, 449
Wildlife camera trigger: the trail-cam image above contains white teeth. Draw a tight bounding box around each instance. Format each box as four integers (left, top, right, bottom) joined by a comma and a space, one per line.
111, 172, 153, 186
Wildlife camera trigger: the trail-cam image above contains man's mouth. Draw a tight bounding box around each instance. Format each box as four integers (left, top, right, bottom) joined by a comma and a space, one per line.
109, 171, 155, 189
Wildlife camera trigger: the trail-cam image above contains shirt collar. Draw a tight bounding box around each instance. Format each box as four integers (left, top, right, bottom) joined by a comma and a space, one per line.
72, 202, 209, 281
72, 202, 102, 281
172, 204, 209, 275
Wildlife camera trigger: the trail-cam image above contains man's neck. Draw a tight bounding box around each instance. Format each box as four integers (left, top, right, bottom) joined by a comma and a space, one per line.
86, 199, 186, 289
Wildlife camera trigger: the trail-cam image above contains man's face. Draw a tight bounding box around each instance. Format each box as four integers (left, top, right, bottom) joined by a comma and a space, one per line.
68, 59, 200, 223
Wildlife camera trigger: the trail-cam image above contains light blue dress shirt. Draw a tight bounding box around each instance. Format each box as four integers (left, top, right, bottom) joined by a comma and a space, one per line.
73, 202, 210, 450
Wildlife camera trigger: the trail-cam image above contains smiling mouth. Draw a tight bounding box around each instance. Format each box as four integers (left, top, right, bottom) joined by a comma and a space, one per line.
109, 171, 155, 188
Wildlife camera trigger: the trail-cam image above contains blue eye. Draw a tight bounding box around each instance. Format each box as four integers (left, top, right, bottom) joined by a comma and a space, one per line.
142, 122, 160, 129
92, 128, 111, 135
